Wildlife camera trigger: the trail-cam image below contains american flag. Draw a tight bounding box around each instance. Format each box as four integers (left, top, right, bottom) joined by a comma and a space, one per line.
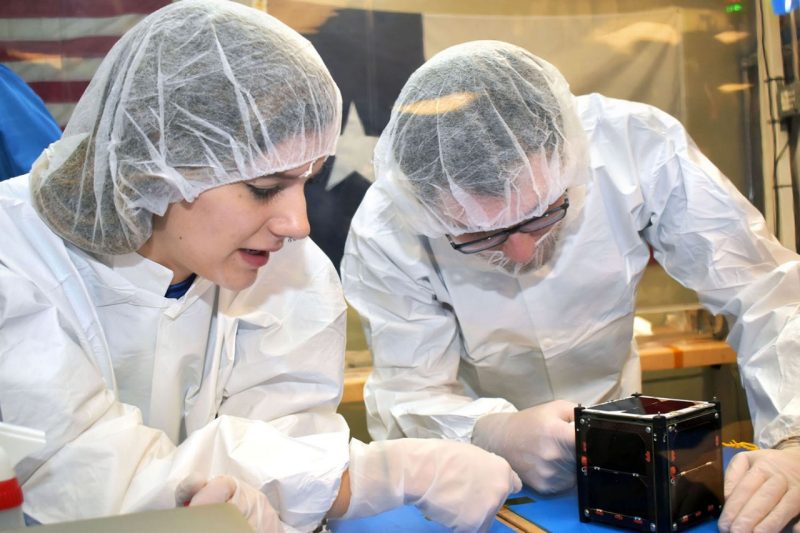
1, 0, 172, 128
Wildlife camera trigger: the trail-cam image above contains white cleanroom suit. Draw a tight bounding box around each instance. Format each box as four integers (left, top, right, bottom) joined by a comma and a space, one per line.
342, 94, 800, 451
343, 37, 800, 530
1, 176, 349, 531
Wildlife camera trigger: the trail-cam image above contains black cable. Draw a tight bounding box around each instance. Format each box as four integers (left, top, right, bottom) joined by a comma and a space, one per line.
759, 0, 785, 240
776, 139, 790, 162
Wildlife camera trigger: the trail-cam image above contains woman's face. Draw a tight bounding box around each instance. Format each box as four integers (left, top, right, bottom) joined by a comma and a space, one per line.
139, 156, 327, 291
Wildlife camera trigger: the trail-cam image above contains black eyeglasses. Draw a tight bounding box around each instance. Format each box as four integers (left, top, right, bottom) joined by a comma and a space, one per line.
447, 196, 569, 254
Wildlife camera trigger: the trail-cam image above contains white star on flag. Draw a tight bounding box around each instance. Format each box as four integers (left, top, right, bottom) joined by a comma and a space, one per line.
327, 102, 379, 191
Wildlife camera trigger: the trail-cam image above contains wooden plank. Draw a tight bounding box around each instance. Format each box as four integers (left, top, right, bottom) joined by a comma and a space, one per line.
496, 506, 548, 532
639, 339, 736, 372
342, 365, 371, 403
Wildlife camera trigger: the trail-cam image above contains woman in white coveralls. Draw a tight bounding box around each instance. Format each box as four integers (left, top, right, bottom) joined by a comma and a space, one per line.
341, 41, 800, 533
0, 5, 520, 532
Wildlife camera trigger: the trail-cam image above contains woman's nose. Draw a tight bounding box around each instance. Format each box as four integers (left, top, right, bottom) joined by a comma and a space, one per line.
270, 184, 311, 240
501, 231, 538, 263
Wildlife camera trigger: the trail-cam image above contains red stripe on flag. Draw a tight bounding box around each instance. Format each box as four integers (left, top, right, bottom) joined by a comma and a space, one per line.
0, 36, 121, 61
28, 80, 90, 103
0, 0, 169, 18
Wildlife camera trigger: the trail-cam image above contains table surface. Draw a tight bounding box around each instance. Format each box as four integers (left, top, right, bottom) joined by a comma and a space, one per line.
330, 447, 743, 533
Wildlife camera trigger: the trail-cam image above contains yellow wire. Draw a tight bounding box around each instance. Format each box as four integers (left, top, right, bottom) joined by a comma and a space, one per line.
723, 440, 759, 450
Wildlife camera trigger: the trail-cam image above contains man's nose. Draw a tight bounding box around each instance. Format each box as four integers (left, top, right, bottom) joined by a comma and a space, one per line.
501, 231, 538, 263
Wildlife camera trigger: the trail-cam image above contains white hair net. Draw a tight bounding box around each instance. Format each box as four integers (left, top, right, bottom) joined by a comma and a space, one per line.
30, 0, 341, 254
375, 40, 587, 237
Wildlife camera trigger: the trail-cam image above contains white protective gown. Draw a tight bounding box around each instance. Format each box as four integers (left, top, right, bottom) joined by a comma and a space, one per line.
0, 175, 349, 531
342, 93, 800, 449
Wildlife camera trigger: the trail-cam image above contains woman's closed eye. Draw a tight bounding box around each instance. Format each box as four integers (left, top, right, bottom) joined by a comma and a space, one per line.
245, 171, 317, 202
246, 183, 283, 202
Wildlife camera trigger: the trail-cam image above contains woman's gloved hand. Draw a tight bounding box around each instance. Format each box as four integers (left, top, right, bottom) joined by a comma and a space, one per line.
175, 473, 285, 533
342, 438, 521, 533
718, 446, 800, 533
471, 399, 577, 494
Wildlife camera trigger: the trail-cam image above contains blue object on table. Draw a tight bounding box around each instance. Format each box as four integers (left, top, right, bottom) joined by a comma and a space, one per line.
0, 64, 62, 181
772, 0, 800, 15
330, 447, 744, 532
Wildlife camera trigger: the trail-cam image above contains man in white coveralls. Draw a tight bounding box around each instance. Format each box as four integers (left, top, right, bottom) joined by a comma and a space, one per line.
342, 40, 800, 533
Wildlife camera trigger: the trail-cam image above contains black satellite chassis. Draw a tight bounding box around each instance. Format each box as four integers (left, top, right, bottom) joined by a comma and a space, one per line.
575, 394, 723, 532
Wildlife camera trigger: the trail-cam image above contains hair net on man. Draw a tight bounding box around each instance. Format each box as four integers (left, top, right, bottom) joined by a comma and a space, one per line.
375, 40, 587, 238
29, 0, 341, 255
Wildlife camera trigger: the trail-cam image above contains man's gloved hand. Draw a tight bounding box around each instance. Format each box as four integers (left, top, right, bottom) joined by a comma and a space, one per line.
718, 447, 800, 533
471, 399, 577, 494
342, 438, 521, 533
175, 473, 284, 533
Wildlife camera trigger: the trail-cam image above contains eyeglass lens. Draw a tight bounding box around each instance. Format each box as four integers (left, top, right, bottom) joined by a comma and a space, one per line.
456, 202, 568, 253
518, 206, 567, 233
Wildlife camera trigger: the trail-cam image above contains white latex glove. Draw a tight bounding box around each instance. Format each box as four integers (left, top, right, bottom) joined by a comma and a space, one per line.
175, 473, 285, 533
342, 438, 521, 533
718, 447, 800, 533
472, 399, 577, 494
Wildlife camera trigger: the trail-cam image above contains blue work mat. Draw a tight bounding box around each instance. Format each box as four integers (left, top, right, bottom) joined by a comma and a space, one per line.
330, 485, 721, 532
330, 448, 743, 532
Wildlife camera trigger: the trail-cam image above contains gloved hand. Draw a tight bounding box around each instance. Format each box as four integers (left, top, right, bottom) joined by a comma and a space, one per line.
175, 473, 285, 533
471, 400, 577, 494
717, 446, 800, 533
342, 438, 521, 533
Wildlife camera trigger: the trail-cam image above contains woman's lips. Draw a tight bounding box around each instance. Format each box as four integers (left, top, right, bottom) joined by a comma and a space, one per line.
239, 248, 269, 267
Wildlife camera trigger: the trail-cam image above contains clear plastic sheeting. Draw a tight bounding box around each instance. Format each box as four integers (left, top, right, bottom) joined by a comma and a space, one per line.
29, 0, 341, 255
374, 40, 588, 238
